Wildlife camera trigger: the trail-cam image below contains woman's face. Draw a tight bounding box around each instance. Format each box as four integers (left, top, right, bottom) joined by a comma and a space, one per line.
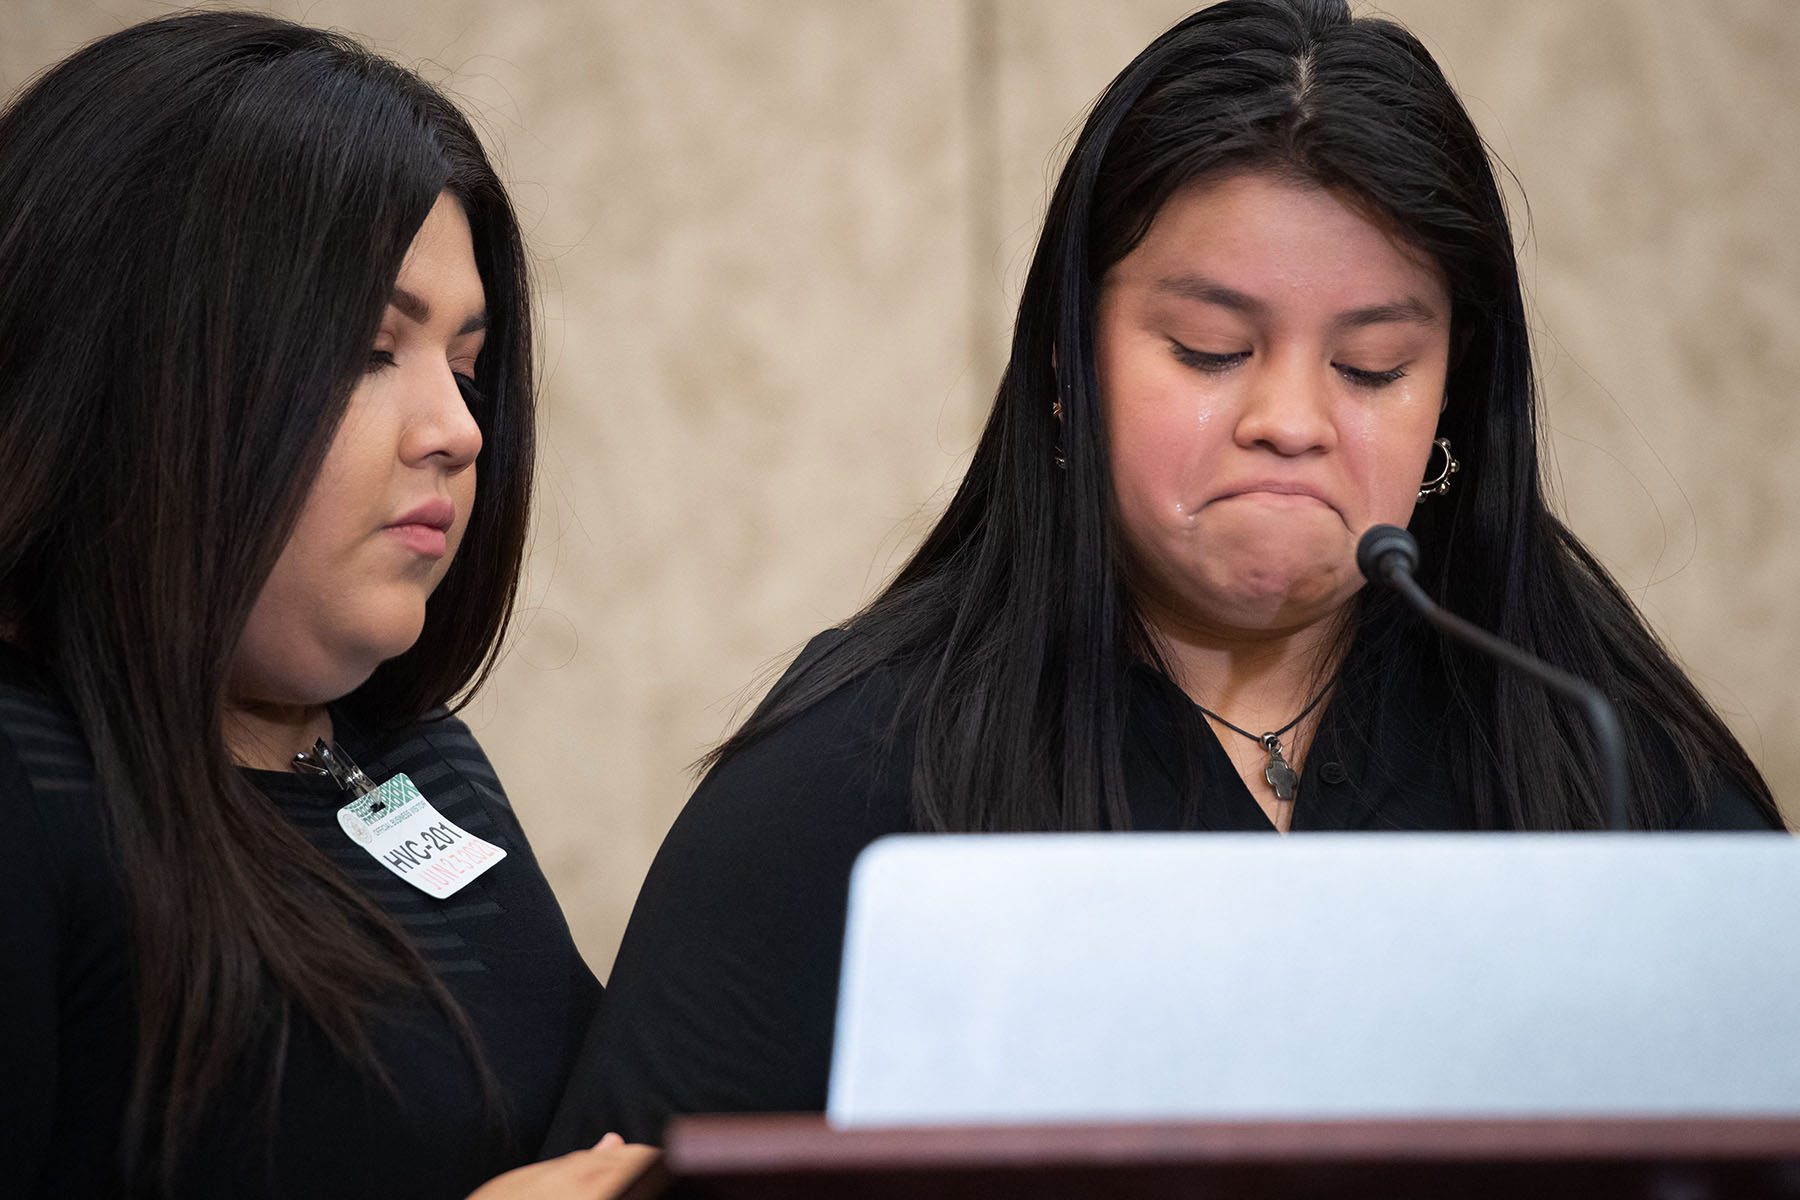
230, 193, 486, 707
1095, 170, 1452, 642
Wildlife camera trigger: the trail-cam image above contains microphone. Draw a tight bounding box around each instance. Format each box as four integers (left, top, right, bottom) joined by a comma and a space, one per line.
1356, 524, 1630, 831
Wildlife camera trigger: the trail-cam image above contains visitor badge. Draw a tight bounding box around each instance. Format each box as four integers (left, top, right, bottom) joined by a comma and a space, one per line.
296, 738, 506, 899
336, 773, 506, 898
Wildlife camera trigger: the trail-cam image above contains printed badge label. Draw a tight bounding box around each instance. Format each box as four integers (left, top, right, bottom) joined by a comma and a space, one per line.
337, 773, 506, 899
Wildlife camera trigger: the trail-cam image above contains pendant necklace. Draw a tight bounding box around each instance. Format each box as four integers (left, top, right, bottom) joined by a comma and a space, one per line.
1193, 683, 1332, 804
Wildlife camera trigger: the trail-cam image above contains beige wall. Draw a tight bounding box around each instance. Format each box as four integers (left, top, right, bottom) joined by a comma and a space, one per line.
6, 1, 1796, 975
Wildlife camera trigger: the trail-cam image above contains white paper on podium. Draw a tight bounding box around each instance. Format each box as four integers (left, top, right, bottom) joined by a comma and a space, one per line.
827, 833, 1800, 1126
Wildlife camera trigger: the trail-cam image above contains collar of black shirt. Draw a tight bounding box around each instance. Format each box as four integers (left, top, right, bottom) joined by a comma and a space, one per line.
1122, 659, 1474, 833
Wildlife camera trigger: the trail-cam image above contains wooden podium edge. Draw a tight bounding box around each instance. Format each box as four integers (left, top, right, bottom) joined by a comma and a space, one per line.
664, 1113, 1800, 1176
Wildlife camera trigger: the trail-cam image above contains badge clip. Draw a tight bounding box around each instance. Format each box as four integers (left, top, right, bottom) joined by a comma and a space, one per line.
293, 738, 379, 799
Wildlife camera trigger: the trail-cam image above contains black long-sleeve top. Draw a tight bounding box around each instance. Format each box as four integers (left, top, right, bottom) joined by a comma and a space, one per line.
0, 644, 601, 1198
555, 629, 1781, 1147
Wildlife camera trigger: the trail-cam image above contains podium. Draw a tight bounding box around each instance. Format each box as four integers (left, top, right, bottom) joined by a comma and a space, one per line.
620, 833, 1800, 1197
644, 1114, 1800, 1197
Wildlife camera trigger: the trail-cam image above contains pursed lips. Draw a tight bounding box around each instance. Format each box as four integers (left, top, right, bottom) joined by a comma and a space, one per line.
1212, 481, 1336, 511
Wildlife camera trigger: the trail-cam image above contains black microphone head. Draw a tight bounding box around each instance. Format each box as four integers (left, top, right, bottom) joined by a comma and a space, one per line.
1356, 524, 1419, 584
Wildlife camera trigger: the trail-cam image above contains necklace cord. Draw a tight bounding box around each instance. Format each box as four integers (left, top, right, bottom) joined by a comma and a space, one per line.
1193, 677, 1333, 746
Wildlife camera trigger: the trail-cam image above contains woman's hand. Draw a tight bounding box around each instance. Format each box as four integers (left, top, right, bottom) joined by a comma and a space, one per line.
465, 1134, 661, 1200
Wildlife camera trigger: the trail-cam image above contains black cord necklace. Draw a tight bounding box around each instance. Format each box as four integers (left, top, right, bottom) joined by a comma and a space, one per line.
1193, 682, 1332, 804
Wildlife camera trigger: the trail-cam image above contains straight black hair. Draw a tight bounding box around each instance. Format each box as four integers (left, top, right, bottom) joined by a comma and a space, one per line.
712, 0, 1779, 834
0, 10, 535, 1184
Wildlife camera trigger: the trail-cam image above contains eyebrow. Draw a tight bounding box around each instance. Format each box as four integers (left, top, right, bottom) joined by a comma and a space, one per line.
1152, 273, 1440, 329
389, 285, 488, 336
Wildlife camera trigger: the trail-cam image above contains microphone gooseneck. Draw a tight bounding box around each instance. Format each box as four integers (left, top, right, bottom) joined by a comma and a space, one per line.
1355, 524, 1631, 831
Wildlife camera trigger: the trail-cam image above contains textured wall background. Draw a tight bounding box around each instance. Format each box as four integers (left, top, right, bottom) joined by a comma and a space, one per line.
6, 1, 1796, 974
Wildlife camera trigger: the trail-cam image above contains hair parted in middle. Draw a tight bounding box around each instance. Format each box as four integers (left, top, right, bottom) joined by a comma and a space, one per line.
709, 0, 1778, 836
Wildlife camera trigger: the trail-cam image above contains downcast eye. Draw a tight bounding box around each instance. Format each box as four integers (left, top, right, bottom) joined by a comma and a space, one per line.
1335, 363, 1408, 388
1170, 341, 1250, 373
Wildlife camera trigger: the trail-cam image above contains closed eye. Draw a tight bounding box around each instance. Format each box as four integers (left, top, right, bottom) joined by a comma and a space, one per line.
1170, 340, 1250, 373
1335, 363, 1408, 388
1170, 339, 1409, 389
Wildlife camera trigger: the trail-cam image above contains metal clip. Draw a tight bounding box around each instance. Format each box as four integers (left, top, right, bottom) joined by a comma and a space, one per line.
292, 738, 378, 798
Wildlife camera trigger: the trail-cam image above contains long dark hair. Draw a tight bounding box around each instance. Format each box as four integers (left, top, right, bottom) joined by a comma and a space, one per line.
713, 0, 1778, 833
0, 11, 534, 1181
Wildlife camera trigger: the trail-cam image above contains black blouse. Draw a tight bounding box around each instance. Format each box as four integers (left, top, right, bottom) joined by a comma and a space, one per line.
0, 645, 601, 1198
556, 629, 1778, 1146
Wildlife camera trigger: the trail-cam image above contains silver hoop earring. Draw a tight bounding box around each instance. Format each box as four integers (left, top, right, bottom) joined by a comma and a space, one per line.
1051, 398, 1067, 470
1416, 436, 1459, 503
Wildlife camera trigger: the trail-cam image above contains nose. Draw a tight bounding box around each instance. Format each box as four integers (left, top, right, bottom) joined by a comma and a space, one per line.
400, 368, 484, 472
1232, 351, 1336, 457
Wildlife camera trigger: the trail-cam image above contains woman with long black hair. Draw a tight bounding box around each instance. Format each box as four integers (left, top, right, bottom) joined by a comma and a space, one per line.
576, 0, 1786, 1146
0, 13, 646, 1198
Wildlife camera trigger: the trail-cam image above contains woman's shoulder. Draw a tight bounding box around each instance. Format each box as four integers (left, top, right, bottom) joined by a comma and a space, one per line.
1668, 758, 1785, 832
341, 704, 514, 812
0, 642, 88, 754
586, 630, 923, 1142
1613, 702, 1783, 832
0, 646, 107, 865
0, 651, 131, 1200
0, 644, 129, 1013
720, 626, 921, 773
652, 627, 923, 862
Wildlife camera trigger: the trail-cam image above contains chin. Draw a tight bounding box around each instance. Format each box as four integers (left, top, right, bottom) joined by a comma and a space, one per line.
1183, 556, 1354, 631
